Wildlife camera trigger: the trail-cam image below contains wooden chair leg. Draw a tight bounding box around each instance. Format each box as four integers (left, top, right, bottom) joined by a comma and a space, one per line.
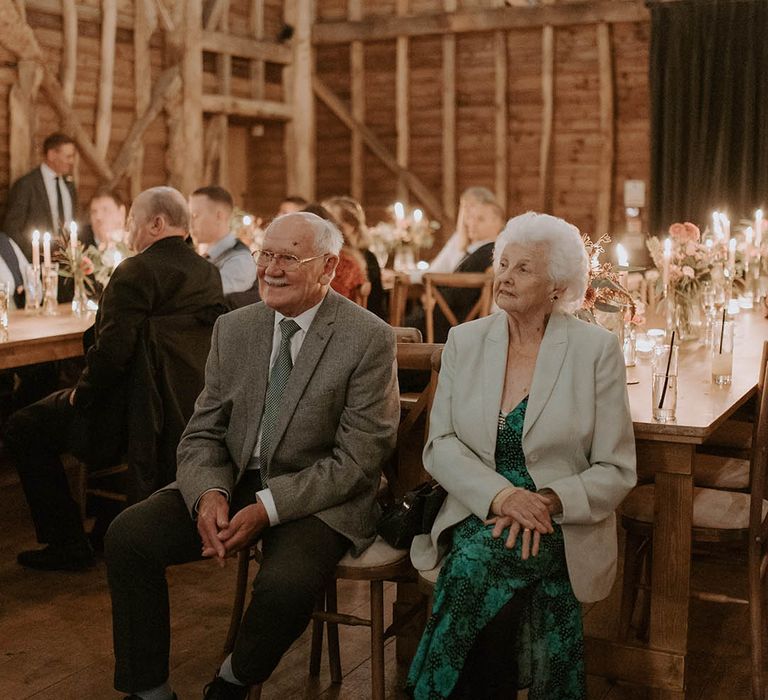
637, 540, 653, 642
247, 684, 262, 700
748, 546, 765, 700
224, 549, 252, 656
326, 579, 342, 684
309, 592, 325, 677
370, 580, 385, 700
619, 531, 648, 640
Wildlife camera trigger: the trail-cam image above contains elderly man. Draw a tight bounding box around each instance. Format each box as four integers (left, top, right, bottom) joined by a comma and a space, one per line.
3, 133, 78, 260
2, 187, 225, 571
189, 186, 256, 295
105, 212, 399, 700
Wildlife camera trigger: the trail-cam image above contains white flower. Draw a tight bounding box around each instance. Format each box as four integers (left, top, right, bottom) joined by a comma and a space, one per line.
682, 265, 695, 278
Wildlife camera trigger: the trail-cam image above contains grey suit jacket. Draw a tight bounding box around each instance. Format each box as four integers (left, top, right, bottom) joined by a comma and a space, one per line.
175, 290, 400, 555
411, 311, 637, 602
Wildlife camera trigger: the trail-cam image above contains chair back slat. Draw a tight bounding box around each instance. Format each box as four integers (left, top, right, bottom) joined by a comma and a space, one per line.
423, 271, 494, 343
387, 272, 410, 326
394, 326, 423, 343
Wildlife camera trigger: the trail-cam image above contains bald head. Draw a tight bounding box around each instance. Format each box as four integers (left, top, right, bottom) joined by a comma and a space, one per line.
128, 186, 189, 252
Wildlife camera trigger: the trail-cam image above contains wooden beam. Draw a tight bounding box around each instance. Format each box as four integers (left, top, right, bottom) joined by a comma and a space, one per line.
442, 0, 457, 221
0, 0, 43, 61
213, 0, 230, 188
291, 0, 316, 200
130, 0, 153, 199
201, 31, 292, 64
313, 0, 649, 44
314, 77, 445, 225
24, 0, 133, 28
493, 0, 508, 212
595, 21, 614, 236
9, 59, 41, 183
539, 25, 554, 212
250, 0, 265, 99
180, 0, 204, 195
204, 0, 227, 30
283, 0, 297, 193
13, 0, 24, 22
201, 94, 292, 121
60, 0, 76, 105
109, 66, 181, 189
95, 0, 118, 159
154, 0, 175, 33
395, 0, 409, 203
349, 0, 364, 201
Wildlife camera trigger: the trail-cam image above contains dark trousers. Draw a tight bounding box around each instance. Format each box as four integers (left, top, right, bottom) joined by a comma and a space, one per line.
449, 593, 526, 700
3, 388, 87, 545
105, 471, 350, 694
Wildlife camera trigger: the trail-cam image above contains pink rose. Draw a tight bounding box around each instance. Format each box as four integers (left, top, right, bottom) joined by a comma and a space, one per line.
80, 256, 94, 275
669, 221, 700, 243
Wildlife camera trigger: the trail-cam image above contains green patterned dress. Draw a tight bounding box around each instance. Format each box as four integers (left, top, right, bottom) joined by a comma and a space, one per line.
407, 398, 586, 700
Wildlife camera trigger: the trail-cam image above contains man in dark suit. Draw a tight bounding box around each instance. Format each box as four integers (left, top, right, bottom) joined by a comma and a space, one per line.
105, 212, 400, 700
407, 200, 506, 343
2, 186, 225, 572
3, 133, 78, 260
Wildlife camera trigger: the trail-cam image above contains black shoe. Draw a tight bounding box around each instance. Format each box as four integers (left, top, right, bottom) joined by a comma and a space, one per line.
17, 543, 95, 571
203, 676, 249, 700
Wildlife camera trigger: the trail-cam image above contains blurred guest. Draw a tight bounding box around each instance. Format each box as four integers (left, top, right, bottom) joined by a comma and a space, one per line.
190, 186, 256, 296
3, 133, 78, 260
429, 186, 497, 274
277, 195, 308, 217
406, 200, 506, 343
322, 196, 385, 319
86, 188, 127, 249
0, 231, 32, 309
409, 212, 637, 699
2, 187, 225, 572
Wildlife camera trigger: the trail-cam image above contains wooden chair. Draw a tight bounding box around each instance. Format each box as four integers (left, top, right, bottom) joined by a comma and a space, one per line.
422, 271, 494, 343
223, 344, 443, 700
387, 271, 411, 327
618, 341, 768, 700
394, 326, 422, 344
351, 280, 372, 309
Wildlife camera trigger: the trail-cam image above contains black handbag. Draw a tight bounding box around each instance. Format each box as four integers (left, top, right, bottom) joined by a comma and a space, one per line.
377, 480, 447, 549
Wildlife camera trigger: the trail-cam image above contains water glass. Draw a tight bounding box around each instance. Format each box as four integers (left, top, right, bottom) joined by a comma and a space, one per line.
652, 344, 678, 422
25, 268, 42, 313
42, 263, 59, 316
0, 281, 8, 342
711, 319, 735, 386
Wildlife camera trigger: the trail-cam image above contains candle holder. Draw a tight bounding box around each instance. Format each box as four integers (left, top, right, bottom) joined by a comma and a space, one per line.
0, 281, 9, 343
622, 305, 636, 367
24, 268, 43, 313
42, 263, 59, 316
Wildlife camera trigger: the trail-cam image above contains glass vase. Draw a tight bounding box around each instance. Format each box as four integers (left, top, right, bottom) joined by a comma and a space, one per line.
673, 292, 703, 343
71, 276, 90, 318
393, 246, 416, 272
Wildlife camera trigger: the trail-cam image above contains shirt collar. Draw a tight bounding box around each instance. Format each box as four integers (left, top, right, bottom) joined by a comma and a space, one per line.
40, 163, 58, 182
206, 232, 237, 260
273, 296, 325, 334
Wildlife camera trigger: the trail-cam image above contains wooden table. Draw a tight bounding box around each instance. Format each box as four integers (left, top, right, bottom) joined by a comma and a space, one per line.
0, 305, 93, 370
585, 309, 768, 698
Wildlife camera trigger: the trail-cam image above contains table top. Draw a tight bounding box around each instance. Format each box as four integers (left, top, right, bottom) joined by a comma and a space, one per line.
627, 309, 766, 443
0, 305, 93, 370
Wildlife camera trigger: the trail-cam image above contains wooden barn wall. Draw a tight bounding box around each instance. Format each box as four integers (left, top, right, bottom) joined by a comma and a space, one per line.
313, 0, 651, 244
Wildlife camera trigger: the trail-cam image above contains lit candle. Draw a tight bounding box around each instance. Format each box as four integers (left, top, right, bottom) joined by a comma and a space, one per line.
112, 250, 123, 269
728, 237, 737, 277
721, 213, 731, 242
69, 221, 78, 256
756, 209, 763, 248
32, 230, 40, 271
746, 226, 754, 247
713, 211, 723, 240
413, 208, 423, 224
43, 231, 51, 269
663, 237, 672, 290
242, 215, 253, 226
616, 243, 629, 289
393, 201, 405, 224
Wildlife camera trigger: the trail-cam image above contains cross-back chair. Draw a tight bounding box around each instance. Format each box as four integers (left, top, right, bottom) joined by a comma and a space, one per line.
422, 271, 494, 343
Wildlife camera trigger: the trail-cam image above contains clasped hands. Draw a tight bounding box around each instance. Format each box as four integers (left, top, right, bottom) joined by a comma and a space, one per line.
196, 491, 269, 566
485, 487, 561, 560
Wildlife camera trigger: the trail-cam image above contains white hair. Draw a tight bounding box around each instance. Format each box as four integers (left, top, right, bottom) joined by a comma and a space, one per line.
267, 212, 344, 256
493, 211, 589, 313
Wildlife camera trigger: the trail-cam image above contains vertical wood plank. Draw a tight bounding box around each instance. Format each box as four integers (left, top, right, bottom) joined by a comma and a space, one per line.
282, 0, 297, 194
349, 0, 364, 201
250, 0, 265, 100
290, 0, 316, 200
9, 59, 41, 183
442, 0, 457, 221
493, 3, 508, 212
95, 0, 117, 160
181, 0, 204, 195
214, 0, 231, 188
539, 24, 554, 212
60, 0, 76, 105
395, 0, 409, 203
596, 21, 614, 236
131, 0, 153, 199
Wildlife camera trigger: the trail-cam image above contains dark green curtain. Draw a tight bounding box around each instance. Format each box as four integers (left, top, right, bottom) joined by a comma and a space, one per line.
649, 0, 768, 233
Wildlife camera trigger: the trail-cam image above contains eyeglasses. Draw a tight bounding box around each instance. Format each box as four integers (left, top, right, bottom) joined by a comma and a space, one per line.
252, 249, 327, 271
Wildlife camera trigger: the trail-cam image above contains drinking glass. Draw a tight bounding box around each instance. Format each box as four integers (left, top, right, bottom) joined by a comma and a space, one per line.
25, 267, 42, 313
0, 281, 8, 342
42, 263, 59, 316
652, 344, 678, 422
711, 319, 734, 386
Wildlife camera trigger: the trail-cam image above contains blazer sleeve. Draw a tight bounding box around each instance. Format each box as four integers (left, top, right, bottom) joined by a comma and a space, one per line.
546, 334, 637, 525
423, 329, 513, 519
267, 324, 400, 521
3, 177, 33, 258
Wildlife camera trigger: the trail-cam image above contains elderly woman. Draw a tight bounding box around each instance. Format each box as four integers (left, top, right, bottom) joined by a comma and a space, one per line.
408, 212, 637, 699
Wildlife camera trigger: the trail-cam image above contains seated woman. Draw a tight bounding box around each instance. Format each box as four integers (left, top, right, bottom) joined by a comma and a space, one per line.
323, 196, 385, 318
409, 212, 637, 699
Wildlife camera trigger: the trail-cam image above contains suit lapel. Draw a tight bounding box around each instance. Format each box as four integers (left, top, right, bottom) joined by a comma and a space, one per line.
482, 313, 508, 448
523, 312, 568, 439
33, 168, 54, 231
241, 304, 275, 467
262, 292, 338, 471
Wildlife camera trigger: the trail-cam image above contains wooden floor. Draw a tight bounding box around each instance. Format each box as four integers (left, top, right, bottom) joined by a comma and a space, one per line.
0, 454, 760, 700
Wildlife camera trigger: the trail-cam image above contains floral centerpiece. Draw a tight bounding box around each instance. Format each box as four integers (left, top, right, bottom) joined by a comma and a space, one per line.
368, 202, 437, 270
646, 222, 713, 340
578, 233, 636, 321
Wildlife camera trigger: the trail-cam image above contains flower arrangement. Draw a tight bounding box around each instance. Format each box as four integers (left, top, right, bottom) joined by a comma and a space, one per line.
54, 233, 97, 296
579, 233, 635, 320
646, 222, 713, 302
368, 203, 437, 258
83, 241, 133, 288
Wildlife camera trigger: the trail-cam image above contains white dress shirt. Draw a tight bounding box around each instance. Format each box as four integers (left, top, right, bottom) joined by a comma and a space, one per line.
0, 238, 32, 309
40, 163, 74, 233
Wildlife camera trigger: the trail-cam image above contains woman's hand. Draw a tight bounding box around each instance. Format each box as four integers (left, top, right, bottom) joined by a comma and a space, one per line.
496, 488, 553, 534
485, 515, 541, 560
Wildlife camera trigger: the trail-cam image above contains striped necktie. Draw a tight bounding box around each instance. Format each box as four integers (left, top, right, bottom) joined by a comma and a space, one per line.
259, 318, 302, 466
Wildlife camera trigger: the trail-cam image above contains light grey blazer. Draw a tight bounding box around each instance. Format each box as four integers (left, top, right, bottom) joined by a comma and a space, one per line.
174, 290, 400, 555
410, 311, 637, 602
